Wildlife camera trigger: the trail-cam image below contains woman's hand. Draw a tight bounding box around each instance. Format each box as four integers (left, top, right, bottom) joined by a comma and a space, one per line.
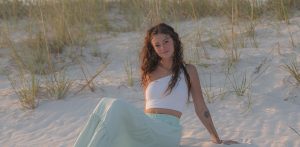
211, 137, 239, 145
211, 136, 222, 144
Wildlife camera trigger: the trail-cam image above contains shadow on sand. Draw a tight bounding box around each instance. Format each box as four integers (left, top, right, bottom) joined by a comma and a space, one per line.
180, 137, 259, 147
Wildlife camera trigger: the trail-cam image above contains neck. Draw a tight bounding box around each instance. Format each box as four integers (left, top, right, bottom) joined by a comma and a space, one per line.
159, 59, 173, 70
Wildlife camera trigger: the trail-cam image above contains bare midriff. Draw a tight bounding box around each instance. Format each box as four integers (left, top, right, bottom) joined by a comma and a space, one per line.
145, 108, 182, 118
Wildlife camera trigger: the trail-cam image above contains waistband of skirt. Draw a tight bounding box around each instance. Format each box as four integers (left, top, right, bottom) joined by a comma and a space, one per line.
145, 113, 180, 121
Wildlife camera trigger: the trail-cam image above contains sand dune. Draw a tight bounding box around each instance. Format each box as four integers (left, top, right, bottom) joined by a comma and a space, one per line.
1, 13, 300, 147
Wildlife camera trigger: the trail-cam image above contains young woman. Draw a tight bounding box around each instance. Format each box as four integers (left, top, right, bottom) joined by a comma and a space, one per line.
74, 23, 238, 147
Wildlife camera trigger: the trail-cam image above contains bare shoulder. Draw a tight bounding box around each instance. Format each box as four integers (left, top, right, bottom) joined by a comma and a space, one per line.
185, 64, 198, 77
148, 67, 166, 81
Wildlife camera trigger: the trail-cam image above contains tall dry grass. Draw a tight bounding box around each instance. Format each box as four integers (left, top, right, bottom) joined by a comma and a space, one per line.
1, 0, 300, 109
119, 0, 222, 31
0, 0, 30, 20
228, 72, 252, 97
282, 58, 300, 85
220, 0, 264, 23
265, 0, 300, 24
7, 70, 39, 109
1, 0, 298, 33
124, 59, 134, 87
44, 70, 72, 100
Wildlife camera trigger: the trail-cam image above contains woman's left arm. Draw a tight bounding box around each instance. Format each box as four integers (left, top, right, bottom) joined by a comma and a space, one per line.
186, 64, 222, 144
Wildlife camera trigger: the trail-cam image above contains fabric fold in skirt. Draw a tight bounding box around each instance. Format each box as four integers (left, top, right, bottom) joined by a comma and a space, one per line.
73, 97, 182, 147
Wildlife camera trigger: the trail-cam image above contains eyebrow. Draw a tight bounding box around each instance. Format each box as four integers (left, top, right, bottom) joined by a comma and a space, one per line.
151, 35, 170, 44
163, 35, 170, 40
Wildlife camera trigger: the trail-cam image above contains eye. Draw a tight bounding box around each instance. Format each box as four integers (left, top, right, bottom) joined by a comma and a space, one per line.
155, 44, 160, 48
164, 40, 169, 43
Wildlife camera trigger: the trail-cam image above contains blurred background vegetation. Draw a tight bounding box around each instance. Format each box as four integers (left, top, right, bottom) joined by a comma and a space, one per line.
0, 0, 300, 109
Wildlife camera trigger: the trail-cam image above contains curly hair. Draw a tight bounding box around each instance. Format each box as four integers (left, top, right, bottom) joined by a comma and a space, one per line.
140, 23, 191, 100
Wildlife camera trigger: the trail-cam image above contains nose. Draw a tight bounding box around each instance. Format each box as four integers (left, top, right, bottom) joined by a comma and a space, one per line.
156, 45, 164, 51
161, 44, 168, 51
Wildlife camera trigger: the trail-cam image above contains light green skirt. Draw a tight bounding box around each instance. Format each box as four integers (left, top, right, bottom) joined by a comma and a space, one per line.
74, 97, 182, 147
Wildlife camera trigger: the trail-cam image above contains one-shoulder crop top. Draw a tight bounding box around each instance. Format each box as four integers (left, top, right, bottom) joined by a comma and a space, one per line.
145, 70, 188, 113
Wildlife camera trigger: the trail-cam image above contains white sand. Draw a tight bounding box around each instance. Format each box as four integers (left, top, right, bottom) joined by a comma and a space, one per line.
1, 14, 300, 147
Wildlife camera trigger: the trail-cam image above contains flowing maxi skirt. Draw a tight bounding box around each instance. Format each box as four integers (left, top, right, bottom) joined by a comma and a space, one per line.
73, 97, 182, 147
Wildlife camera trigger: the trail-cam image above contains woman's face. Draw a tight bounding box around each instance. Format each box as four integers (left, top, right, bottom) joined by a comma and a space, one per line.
151, 33, 175, 60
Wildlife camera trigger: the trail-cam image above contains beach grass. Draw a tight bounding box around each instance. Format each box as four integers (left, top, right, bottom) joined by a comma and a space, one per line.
1, 0, 300, 109
282, 58, 300, 85
44, 70, 72, 100
8, 72, 39, 109
124, 58, 134, 87
228, 72, 252, 97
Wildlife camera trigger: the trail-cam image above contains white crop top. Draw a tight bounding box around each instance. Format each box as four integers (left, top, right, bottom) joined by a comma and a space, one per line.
145, 70, 188, 113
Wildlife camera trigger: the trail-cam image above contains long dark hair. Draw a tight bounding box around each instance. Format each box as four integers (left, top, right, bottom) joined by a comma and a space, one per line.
140, 23, 191, 100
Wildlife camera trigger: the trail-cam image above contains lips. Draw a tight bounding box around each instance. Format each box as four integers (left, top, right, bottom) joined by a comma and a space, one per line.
160, 51, 169, 54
